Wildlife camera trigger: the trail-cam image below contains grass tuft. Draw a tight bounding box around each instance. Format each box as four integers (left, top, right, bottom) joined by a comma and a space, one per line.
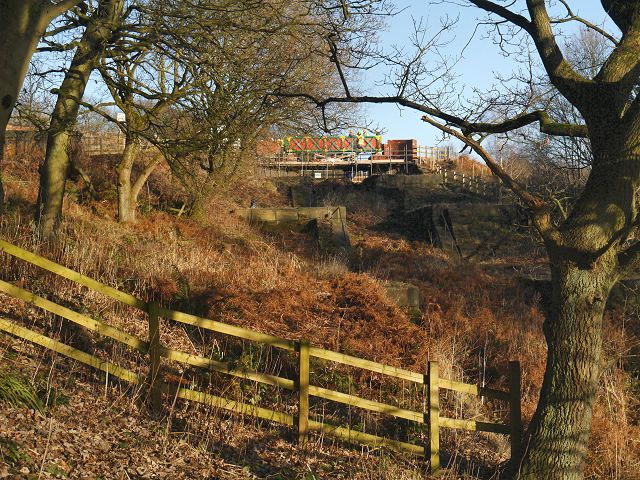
0, 371, 46, 415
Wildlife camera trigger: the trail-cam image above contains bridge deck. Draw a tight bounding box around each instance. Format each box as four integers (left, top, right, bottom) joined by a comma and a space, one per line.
260, 158, 416, 168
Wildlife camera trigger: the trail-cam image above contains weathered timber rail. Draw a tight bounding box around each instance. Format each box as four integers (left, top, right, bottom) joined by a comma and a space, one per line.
0, 239, 522, 476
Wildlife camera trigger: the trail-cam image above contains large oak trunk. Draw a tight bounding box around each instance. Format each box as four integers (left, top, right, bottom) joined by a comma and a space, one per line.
513, 124, 636, 478
396, 2, 640, 478
0, 133, 5, 216
514, 256, 614, 479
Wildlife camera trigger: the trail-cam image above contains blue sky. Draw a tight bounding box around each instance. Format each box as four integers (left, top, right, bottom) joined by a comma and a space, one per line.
363, 1, 616, 150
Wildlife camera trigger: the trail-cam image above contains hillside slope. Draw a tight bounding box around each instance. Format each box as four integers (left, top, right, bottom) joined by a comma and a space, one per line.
1, 157, 639, 479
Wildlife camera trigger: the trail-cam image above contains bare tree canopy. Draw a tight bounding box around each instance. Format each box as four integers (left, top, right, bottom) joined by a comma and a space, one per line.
19, 0, 389, 230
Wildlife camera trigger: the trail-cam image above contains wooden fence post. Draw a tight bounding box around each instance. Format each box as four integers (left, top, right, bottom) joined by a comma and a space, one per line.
509, 361, 522, 458
148, 301, 162, 411
298, 339, 310, 445
428, 361, 440, 476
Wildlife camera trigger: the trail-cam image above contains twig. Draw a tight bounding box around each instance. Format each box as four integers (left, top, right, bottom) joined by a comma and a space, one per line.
38, 417, 55, 479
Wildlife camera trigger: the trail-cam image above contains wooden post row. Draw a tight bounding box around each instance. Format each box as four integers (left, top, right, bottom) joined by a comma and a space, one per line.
428, 361, 440, 477
148, 301, 163, 411
298, 339, 310, 445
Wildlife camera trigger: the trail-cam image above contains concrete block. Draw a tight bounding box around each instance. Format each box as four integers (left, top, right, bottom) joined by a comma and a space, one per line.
236, 208, 276, 222
275, 210, 299, 222
263, 181, 278, 192
383, 282, 420, 311
299, 207, 332, 221
369, 174, 443, 189
236, 207, 351, 253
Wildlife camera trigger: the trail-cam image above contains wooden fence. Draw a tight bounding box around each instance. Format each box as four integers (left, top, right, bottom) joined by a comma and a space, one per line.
0, 239, 522, 476
415, 146, 453, 169
436, 165, 515, 203
3, 131, 157, 157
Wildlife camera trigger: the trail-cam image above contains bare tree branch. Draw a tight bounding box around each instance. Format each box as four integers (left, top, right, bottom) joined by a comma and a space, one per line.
554, 0, 619, 46
421, 114, 560, 244
279, 88, 588, 137
43, 0, 85, 26
467, 0, 533, 33
328, 35, 351, 98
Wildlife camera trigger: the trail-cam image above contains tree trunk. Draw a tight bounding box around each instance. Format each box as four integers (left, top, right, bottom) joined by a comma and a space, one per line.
188, 194, 207, 220
35, 132, 72, 235
0, 132, 5, 216
117, 137, 164, 223
187, 175, 216, 220
35, 0, 124, 236
514, 255, 615, 479
117, 136, 137, 223
513, 124, 637, 478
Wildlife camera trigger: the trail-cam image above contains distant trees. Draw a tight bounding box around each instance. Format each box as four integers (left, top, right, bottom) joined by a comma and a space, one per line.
14, 65, 55, 133
10, 0, 381, 231
151, 0, 370, 218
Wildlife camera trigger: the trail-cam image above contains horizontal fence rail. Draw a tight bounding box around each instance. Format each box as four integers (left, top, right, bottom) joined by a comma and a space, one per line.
0, 239, 522, 476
